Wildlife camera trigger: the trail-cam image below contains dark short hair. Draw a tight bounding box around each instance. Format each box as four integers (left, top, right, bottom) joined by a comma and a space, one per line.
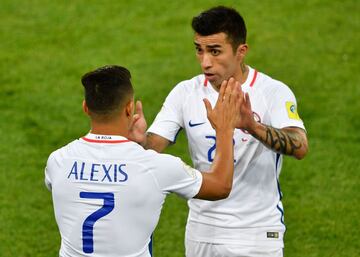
81, 65, 133, 115
191, 6, 247, 50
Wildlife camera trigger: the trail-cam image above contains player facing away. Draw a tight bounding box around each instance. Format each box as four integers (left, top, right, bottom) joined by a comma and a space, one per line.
130, 6, 309, 257
45, 65, 243, 257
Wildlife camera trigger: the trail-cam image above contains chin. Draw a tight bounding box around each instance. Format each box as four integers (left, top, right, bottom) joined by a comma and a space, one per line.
211, 80, 222, 89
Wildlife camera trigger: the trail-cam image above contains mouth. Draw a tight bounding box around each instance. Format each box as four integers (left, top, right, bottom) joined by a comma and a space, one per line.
204, 73, 216, 80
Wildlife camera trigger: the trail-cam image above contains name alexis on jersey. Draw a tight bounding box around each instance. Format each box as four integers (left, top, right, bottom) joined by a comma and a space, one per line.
67, 161, 128, 183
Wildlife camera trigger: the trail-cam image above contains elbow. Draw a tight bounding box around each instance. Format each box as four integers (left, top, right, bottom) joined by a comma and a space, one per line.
215, 184, 232, 200
294, 153, 305, 160
294, 144, 309, 160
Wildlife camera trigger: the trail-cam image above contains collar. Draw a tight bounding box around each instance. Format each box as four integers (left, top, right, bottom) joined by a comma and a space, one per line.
204, 66, 258, 92
81, 133, 130, 144
242, 66, 258, 88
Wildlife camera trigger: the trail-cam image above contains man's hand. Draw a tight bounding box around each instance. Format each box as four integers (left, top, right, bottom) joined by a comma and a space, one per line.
234, 90, 257, 133
231, 84, 309, 159
128, 100, 147, 145
203, 78, 242, 132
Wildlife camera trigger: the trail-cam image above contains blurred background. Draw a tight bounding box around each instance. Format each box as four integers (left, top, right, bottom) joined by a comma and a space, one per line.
0, 0, 359, 256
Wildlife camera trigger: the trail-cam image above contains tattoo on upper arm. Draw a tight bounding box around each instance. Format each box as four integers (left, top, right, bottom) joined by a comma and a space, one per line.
261, 127, 302, 155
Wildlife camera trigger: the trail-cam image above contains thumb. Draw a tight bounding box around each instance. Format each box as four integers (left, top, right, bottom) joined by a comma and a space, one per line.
136, 100, 144, 116
203, 98, 212, 116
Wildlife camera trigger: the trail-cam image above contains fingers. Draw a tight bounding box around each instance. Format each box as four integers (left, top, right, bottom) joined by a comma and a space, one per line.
136, 100, 143, 116
217, 80, 227, 105
229, 80, 241, 105
129, 113, 140, 130
223, 79, 232, 102
222, 77, 237, 104
132, 113, 140, 122
203, 98, 213, 117
230, 81, 241, 111
245, 92, 252, 109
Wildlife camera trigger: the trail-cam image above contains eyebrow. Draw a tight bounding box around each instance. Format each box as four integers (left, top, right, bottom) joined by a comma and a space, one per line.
194, 42, 222, 49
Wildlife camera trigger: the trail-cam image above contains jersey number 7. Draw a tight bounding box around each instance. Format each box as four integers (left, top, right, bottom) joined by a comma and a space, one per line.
80, 192, 115, 254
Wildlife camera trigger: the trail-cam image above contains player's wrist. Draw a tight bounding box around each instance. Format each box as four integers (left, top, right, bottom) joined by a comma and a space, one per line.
215, 128, 234, 139
139, 135, 148, 147
247, 121, 262, 135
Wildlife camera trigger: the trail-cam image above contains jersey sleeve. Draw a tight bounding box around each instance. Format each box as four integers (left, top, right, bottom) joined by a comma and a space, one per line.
44, 153, 55, 191
268, 83, 306, 130
150, 153, 203, 199
147, 83, 186, 143
44, 150, 62, 191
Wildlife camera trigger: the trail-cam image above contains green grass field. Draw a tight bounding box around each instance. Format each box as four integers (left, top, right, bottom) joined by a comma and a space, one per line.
0, 0, 359, 256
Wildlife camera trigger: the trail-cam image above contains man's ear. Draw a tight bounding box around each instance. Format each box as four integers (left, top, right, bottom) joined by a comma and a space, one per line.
125, 99, 134, 118
82, 100, 90, 115
236, 43, 248, 60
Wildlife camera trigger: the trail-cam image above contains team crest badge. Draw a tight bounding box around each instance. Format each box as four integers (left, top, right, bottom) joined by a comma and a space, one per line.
286, 101, 301, 120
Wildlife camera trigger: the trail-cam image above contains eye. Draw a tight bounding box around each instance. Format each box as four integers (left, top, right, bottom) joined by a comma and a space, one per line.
195, 47, 203, 54
211, 49, 220, 56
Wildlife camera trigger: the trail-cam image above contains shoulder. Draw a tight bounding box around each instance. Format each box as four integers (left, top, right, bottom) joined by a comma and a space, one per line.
142, 148, 182, 167
46, 139, 80, 167
254, 70, 296, 98
163, 74, 206, 109
170, 74, 206, 95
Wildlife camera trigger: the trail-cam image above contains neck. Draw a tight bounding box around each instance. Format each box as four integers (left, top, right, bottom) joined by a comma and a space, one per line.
235, 63, 249, 85
212, 64, 249, 91
89, 118, 130, 138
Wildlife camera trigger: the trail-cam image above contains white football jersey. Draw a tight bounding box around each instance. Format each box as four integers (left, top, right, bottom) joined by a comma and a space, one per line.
45, 133, 202, 257
148, 66, 305, 247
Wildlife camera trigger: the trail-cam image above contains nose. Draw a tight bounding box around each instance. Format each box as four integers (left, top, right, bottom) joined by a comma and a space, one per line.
200, 53, 212, 70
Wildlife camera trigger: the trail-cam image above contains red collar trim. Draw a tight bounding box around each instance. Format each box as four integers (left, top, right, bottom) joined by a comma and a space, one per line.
81, 133, 130, 144
82, 137, 130, 144
249, 70, 258, 87
204, 78, 208, 87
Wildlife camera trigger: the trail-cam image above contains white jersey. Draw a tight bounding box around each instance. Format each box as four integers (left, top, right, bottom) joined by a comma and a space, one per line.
45, 133, 202, 257
148, 66, 305, 247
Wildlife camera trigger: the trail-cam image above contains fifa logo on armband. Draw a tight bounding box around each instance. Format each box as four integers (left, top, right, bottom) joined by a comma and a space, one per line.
286, 101, 301, 120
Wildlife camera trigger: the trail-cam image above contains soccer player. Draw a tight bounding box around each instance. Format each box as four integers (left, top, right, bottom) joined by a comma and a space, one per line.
131, 6, 309, 257
45, 65, 242, 257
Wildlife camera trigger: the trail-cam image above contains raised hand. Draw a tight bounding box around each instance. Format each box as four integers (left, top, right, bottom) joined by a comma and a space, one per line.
234, 90, 257, 133
128, 100, 148, 144
203, 77, 241, 132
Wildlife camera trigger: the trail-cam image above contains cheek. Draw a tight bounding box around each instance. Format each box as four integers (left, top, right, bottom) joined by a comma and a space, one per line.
214, 58, 229, 70
223, 58, 238, 74
217, 59, 234, 76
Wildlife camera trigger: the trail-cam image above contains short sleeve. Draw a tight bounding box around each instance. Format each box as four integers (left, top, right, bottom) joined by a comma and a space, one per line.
147, 83, 186, 142
44, 154, 55, 191
269, 84, 306, 130
150, 154, 202, 199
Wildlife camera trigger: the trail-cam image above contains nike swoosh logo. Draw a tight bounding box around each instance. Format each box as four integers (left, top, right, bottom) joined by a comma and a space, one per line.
188, 120, 206, 127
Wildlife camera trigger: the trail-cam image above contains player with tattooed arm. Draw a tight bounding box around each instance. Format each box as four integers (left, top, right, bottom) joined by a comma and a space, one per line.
131, 6, 308, 257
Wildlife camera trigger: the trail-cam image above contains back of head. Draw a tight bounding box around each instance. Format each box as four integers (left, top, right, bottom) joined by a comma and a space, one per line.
81, 65, 133, 119
191, 6, 247, 50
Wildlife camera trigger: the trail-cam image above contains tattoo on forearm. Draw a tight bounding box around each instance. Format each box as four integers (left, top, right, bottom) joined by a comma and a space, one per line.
256, 127, 302, 155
